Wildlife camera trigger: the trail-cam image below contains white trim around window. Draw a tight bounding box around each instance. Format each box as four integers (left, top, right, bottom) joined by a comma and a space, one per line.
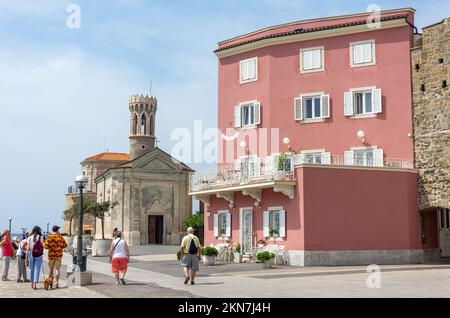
234, 99, 261, 129
294, 92, 330, 123
240, 57, 258, 84
350, 39, 376, 67
344, 86, 382, 118
300, 46, 324, 73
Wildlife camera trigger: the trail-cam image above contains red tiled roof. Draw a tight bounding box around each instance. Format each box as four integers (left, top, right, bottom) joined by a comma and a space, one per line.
215, 14, 409, 53
83, 152, 130, 162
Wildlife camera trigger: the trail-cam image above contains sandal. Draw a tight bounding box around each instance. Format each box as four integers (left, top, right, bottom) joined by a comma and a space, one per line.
120, 278, 126, 285
184, 276, 190, 285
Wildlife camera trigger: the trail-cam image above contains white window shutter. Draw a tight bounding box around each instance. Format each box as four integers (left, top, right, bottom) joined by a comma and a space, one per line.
254, 102, 261, 125
374, 149, 384, 167
279, 210, 286, 238
372, 89, 382, 114
353, 45, 363, 64
363, 43, 373, 63
321, 152, 331, 164
264, 156, 273, 176
344, 92, 353, 116
302, 51, 312, 70
240, 61, 248, 81
321, 94, 330, 118
263, 211, 269, 238
312, 50, 321, 69
225, 213, 231, 237
249, 59, 256, 80
344, 151, 354, 165
214, 214, 219, 237
234, 158, 241, 171
294, 97, 303, 120
234, 105, 241, 128
294, 153, 304, 165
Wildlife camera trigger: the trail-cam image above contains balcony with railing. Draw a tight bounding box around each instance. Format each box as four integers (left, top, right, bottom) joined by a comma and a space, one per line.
189, 153, 414, 204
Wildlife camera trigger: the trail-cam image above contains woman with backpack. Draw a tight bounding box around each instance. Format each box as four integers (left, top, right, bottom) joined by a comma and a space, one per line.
26, 226, 44, 290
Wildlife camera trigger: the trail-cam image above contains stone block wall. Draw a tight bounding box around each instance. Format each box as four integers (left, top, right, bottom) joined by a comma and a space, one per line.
412, 18, 450, 210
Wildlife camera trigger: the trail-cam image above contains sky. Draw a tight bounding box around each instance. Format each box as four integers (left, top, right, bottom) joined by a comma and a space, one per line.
0, 0, 448, 233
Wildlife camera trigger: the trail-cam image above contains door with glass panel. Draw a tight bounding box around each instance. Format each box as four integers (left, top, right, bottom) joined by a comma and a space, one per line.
438, 208, 450, 257
240, 208, 253, 255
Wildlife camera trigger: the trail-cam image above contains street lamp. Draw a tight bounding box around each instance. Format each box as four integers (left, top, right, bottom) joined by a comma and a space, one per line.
46, 222, 50, 237
8, 217, 11, 239
74, 174, 88, 272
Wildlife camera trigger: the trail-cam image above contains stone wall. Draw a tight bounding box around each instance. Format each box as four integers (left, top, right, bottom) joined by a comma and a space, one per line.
412, 18, 450, 210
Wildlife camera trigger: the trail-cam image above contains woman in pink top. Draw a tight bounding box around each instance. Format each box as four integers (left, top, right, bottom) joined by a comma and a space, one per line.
0, 230, 14, 281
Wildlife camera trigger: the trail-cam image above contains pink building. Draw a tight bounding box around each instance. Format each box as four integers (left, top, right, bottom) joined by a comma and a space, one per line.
190, 8, 437, 266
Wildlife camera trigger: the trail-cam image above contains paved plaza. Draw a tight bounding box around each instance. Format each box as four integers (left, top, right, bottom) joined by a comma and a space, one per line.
2, 245, 450, 297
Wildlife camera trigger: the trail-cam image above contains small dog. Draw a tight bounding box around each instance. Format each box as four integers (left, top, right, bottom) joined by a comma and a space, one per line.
43, 276, 54, 290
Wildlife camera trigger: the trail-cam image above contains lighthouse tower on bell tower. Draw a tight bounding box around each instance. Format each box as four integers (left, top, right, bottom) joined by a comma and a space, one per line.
129, 94, 157, 160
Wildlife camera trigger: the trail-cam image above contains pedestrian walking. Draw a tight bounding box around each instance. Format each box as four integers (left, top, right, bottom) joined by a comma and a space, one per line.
0, 230, 14, 281
180, 227, 201, 285
16, 236, 29, 283
44, 225, 67, 288
109, 231, 129, 285
27, 226, 44, 290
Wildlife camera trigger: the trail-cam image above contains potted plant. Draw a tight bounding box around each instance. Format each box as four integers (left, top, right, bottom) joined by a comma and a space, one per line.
257, 251, 275, 269
275, 153, 289, 180
85, 201, 118, 257
257, 239, 266, 248
220, 229, 226, 237
201, 246, 218, 266
269, 229, 279, 238
233, 243, 242, 263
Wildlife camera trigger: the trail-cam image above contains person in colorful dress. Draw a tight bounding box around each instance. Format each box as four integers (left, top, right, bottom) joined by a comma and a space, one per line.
44, 225, 67, 288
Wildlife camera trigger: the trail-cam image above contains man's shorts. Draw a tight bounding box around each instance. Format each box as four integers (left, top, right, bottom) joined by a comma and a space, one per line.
111, 258, 128, 273
48, 257, 62, 270
180, 254, 199, 272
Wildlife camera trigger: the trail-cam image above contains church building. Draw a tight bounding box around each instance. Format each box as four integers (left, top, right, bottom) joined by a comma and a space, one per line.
94, 94, 194, 245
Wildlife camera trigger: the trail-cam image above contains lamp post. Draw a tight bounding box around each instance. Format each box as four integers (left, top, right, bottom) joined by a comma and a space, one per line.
8, 217, 12, 239
46, 222, 50, 237
74, 174, 88, 272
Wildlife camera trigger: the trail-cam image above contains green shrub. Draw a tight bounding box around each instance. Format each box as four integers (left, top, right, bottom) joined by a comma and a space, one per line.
235, 243, 241, 253
201, 246, 218, 257
176, 251, 182, 261
256, 251, 275, 262
183, 213, 204, 230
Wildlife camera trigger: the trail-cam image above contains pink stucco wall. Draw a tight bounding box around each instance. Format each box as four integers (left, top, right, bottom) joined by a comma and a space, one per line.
218, 11, 415, 163
301, 166, 420, 251
204, 166, 420, 252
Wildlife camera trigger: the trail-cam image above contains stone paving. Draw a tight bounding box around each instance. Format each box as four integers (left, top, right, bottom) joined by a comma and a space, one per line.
4, 245, 450, 298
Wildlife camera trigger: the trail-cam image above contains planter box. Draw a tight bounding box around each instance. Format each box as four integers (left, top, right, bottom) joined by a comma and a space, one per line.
261, 259, 274, 269
91, 239, 112, 257
233, 252, 242, 263
202, 255, 216, 266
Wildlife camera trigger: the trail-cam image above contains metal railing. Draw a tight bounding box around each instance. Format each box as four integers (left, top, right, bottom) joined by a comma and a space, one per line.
190, 155, 414, 192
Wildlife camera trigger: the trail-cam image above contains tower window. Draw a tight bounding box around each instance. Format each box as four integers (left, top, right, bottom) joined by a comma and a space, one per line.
141, 114, 147, 135
438, 58, 444, 64
133, 114, 138, 135
420, 84, 425, 92
415, 64, 420, 71
443, 80, 447, 88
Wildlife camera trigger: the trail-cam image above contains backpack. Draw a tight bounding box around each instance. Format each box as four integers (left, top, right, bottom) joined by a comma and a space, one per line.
187, 236, 198, 255
32, 235, 44, 258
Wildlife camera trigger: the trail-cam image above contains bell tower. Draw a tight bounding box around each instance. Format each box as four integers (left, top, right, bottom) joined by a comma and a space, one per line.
129, 94, 157, 160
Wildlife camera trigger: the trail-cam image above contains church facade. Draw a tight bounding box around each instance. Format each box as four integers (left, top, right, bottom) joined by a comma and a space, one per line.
94, 94, 194, 245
